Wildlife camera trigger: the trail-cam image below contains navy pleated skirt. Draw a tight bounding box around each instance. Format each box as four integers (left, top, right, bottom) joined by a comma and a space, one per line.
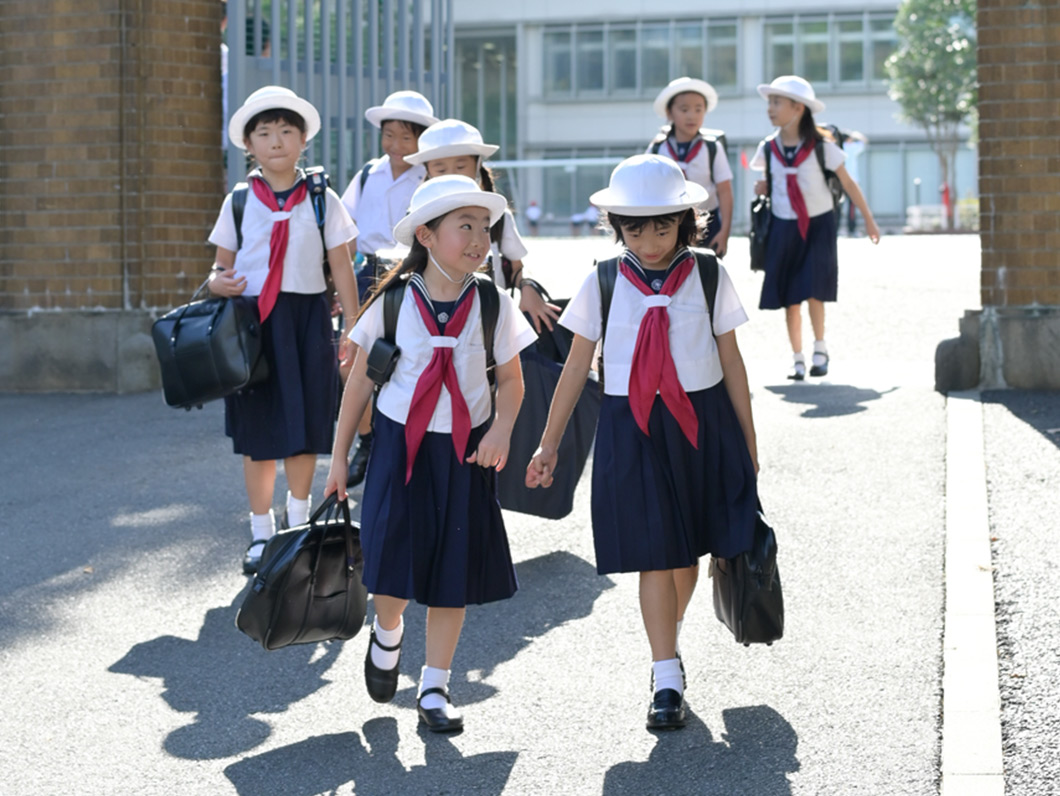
359, 412, 518, 608
759, 211, 838, 310
224, 292, 339, 461
591, 384, 758, 575
700, 209, 722, 247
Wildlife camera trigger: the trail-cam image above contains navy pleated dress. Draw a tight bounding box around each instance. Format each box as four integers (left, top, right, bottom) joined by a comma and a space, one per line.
759, 209, 838, 310
224, 292, 338, 461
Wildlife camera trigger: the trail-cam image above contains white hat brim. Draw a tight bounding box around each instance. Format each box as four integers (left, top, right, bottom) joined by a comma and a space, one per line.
653, 79, 719, 119
589, 183, 709, 217
756, 84, 825, 114
404, 142, 499, 165
364, 107, 441, 129
228, 94, 321, 150
393, 190, 508, 246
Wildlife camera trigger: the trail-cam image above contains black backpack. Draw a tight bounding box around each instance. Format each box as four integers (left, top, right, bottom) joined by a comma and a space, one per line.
231, 166, 329, 253
595, 249, 719, 388
649, 127, 728, 184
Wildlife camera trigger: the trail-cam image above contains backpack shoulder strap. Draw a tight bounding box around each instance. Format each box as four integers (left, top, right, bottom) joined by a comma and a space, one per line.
231, 182, 249, 250
693, 250, 719, 333
596, 256, 619, 348
705, 138, 717, 184
648, 134, 666, 155
358, 159, 375, 193
814, 139, 827, 174
303, 166, 329, 251
763, 134, 776, 196
382, 277, 406, 344
474, 274, 500, 376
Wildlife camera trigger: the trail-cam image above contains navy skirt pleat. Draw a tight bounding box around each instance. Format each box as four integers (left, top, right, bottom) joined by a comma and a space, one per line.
224, 292, 338, 461
591, 385, 757, 574
359, 412, 518, 608
758, 211, 838, 310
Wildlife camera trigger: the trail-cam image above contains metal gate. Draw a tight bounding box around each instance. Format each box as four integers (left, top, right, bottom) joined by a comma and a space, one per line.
226, 0, 455, 190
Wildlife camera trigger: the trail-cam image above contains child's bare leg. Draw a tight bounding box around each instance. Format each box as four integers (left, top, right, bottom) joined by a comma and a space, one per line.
418, 606, 467, 722
639, 569, 678, 661
282, 453, 316, 500
425, 607, 466, 669
243, 457, 277, 514
373, 594, 410, 632
785, 303, 803, 353
673, 564, 699, 624
808, 299, 826, 342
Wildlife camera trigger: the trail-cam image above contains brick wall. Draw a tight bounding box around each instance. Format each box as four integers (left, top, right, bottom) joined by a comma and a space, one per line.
0, 0, 223, 313
977, 1, 1060, 308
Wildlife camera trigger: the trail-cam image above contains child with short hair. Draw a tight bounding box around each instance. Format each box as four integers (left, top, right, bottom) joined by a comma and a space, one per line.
649, 77, 734, 257
207, 86, 360, 574
751, 75, 880, 380
324, 175, 537, 732
339, 90, 439, 487
526, 154, 759, 730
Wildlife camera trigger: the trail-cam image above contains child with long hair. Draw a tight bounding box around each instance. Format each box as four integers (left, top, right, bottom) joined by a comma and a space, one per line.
324, 175, 536, 732
526, 155, 759, 730
752, 76, 880, 380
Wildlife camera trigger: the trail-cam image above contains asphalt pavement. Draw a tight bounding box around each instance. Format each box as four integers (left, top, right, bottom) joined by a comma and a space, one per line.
1, 233, 1053, 795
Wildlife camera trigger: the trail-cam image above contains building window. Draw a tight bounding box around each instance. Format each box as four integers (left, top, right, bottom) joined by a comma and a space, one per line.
676, 22, 704, 79
576, 28, 605, 93
609, 26, 637, 92
765, 21, 794, 78
641, 24, 671, 91
869, 15, 897, 82
544, 30, 572, 94
798, 18, 829, 83
836, 17, 865, 84
707, 23, 738, 88
763, 13, 899, 88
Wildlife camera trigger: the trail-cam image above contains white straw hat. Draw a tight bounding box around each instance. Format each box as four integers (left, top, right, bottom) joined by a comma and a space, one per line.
393, 175, 508, 246
403, 119, 500, 165
590, 154, 708, 216
756, 75, 825, 114
653, 77, 719, 118
364, 90, 440, 129
228, 85, 321, 149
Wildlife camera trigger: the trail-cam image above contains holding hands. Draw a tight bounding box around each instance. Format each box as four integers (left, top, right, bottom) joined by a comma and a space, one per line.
525, 444, 558, 489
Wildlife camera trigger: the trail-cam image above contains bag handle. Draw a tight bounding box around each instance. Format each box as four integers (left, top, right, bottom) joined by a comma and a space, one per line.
168, 276, 216, 346
306, 494, 357, 577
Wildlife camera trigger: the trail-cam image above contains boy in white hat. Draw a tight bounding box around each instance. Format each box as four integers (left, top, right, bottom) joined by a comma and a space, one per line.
207, 86, 360, 574
340, 90, 440, 487
648, 77, 734, 258
325, 175, 537, 733
750, 75, 880, 380
526, 154, 759, 731
405, 118, 560, 334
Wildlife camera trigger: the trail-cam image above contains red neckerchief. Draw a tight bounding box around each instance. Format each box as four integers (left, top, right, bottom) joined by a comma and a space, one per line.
663, 136, 705, 173
619, 251, 699, 448
250, 175, 308, 321
403, 281, 476, 483
770, 138, 815, 240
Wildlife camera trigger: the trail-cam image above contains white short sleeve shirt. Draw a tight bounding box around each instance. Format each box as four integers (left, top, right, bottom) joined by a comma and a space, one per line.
350, 282, 537, 430
647, 137, 734, 212
559, 256, 748, 396
489, 209, 530, 285
208, 182, 358, 296
750, 138, 845, 220
340, 155, 426, 255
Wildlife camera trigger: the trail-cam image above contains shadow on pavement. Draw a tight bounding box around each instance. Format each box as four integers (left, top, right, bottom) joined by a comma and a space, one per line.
764, 384, 898, 418
982, 390, 1060, 451
603, 705, 798, 795
109, 592, 343, 760
223, 717, 517, 795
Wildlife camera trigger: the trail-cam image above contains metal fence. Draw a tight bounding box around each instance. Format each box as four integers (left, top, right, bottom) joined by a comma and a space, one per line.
226, 0, 455, 191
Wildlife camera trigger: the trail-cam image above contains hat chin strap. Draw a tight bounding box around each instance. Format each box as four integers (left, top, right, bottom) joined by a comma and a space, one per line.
428, 248, 461, 283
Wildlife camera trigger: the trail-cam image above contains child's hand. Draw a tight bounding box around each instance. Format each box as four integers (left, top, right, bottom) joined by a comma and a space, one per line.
323, 456, 348, 502
208, 267, 247, 297
754, 179, 768, 196
707, 230, 730, 258
466, 426, 510, 470
519, 285, 561, 333
865, 218, 881, 245
526, 444, 558, 489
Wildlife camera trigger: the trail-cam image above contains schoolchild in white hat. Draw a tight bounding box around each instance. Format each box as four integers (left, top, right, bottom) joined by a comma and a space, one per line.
647, 78, 734, 257
227, 85, 321, 150
528, 151, 760, 732
749, 74, 880, 381
339, 90, 441, 487
324, 173, 536, 735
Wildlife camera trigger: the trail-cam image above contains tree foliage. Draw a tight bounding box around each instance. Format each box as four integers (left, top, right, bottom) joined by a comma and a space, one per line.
885, 0, 977, 224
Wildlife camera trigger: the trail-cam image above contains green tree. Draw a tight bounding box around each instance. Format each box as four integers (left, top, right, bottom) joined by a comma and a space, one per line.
885, 0, 977, 229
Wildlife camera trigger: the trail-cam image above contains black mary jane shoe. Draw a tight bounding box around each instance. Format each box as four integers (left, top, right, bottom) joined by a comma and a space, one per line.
242, 539, 268, 575
417, 687, 464, 733
809, 353, 829, 377
787, 362, 806, 381
364, 626, 402, 704
646, 688, 687, 731
346, 434, 373, 488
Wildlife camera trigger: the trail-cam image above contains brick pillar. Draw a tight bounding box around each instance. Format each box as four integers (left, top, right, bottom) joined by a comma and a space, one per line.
936, 1, 1060, 391
0, 0, 223, 391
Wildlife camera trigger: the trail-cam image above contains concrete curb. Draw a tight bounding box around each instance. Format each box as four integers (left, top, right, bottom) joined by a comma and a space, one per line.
941, 390, 1004, 795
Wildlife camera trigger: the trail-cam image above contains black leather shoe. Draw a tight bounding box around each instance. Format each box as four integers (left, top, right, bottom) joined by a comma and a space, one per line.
242, 539, 267, 575
346, 434, 373, 487
787, 362, 806, 381
646, 689, 687, 730
364, 626, 402, 703
417, 687, 464, 733
809, 353, 829, 377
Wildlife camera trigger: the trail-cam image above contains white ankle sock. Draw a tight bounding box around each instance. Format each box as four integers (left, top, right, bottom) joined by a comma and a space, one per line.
653, 658, 684, 696
250, 510, 275, 542
812, 341, 828, 367
792, 353, 806, 376
418, 665, 450, 710
286, 491, 310, 527
371, 616, 403, 670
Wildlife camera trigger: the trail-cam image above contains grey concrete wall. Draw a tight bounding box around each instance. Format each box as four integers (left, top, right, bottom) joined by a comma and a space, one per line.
0, 312, 161, 394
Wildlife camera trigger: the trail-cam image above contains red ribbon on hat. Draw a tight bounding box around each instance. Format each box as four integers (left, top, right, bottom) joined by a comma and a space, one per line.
251, 176, 308, 321
620, 255, 699, 448
663, 137, 704, 172
403, 286, 475, 483
770, 138, 815, 240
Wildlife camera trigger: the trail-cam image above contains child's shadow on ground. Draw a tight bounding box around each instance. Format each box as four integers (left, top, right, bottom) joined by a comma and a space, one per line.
388, 549, 614, 709
109, 593, 342, 760
603, 705, 799, 796
765, 384, 898, 418
223, 717, 517, 796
